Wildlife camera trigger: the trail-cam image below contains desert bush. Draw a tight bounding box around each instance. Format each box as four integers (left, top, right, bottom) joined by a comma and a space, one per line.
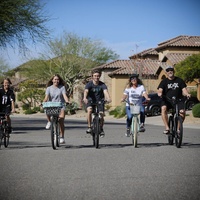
192, 103, 200, 118
109, 103, 126, 118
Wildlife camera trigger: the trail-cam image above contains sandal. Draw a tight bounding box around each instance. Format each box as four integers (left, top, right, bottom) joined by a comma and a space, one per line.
163, 130, 170, 135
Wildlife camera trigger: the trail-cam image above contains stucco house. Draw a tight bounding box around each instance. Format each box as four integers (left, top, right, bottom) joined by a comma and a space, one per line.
94, 35, 200, 108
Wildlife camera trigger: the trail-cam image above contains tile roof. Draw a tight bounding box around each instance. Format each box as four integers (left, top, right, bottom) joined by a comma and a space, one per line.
163, 53, 193, 65
129, 48, 158, 59
95, 59, 133, 70
108, 60, 167, 76
156, 35, 200, 50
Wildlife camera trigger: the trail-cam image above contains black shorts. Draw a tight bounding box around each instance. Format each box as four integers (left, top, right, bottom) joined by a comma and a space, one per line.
86, 102, 105, 113
0, 105, 11, 114
161, 100, 185, 111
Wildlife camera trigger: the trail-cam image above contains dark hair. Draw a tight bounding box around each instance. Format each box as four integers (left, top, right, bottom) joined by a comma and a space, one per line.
129, 74, 139, 81
1, 78, 12, 85
128, 74, 143, 87
91, 69, 101, 76
46, 74, 66, 87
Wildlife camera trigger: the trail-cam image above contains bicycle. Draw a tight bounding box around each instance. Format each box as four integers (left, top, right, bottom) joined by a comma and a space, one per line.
42, 102, 64, 150
0, 111, 11, 148
129, 103, 141, 148
90, 100, 107, 149
164, 96, 187, 148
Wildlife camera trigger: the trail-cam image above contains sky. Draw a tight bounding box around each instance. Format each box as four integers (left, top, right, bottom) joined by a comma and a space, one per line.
1, 0, 200, 69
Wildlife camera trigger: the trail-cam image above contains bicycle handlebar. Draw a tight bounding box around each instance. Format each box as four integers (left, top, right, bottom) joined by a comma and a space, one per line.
121, 99, 137, 106
88, 100, 109, 105
160, 95, 189, 102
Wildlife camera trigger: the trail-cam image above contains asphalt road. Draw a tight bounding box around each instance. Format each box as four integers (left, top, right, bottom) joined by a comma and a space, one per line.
0, 116, 200, 200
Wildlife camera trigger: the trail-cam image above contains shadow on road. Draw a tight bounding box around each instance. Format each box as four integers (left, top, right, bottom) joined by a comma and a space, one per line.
64, 143, 133, 149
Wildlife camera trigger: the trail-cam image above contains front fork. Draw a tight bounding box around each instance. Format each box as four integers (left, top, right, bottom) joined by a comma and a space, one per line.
131, 115, 140, 134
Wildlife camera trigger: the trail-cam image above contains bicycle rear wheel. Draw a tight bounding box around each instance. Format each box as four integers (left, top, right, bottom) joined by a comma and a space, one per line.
175, 116, 183, 148
168, 116, 174, 145
93, 116, 100, 148
51, 117, 57, 150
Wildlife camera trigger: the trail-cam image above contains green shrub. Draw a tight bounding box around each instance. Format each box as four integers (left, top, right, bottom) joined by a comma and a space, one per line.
192, 103, 200, 118
32, 106, 41, 112
22, 103, 30, 110
190, 90, 197, 97
24, 109, 37, 114
109, 103, 126, 118
66, 101, 79, 115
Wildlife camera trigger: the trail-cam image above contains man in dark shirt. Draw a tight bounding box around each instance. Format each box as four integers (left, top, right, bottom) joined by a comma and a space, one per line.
83, 69, 111, 137
157, 66, 191, 134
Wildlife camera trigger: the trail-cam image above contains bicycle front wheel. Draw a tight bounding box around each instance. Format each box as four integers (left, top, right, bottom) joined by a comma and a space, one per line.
168, 116, 174, 145
3, 122, 9, 148
0, 131, 3, 148
4, 131, 9, 148
51, 118, 57, 150
56, 121, 60, 147
93, 116, 100, 149
175, 116, 183, 148
132, 116, 138, 148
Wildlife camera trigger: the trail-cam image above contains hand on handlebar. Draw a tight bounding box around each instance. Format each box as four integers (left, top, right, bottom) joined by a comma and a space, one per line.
186, 94, 191, 99
65, 102, 70, 106
83, 98, 88, 104
106, 99, 112, 103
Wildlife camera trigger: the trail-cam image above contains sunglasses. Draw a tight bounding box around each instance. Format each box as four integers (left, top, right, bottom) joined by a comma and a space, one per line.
166, 69, 174, 72
131, 78, 138, 81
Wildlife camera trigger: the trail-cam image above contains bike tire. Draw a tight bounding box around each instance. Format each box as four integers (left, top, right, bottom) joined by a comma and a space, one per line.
4, 131, 9, 148
175, 116, 183, 148
51, 118, 57, 150
93, 116, 100, 149
0, 131, 2, 148
168, 116, 174, 145
92, 126, 95, 147
132, 116, 138, 148
3, 122, 9, 148
56, 120, 60, 147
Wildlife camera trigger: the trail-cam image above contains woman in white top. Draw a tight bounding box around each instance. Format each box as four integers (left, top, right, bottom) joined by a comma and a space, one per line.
43, 74, 70, 144
121, 74, 150, 137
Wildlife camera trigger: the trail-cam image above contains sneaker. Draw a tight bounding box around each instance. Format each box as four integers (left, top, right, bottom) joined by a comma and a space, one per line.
60, 137, 65, 144
86, 127, 92, 134
139, 123, 145, 132
125, 129, 130, 137
46, 122, 51, 129
100, 129, 105, 138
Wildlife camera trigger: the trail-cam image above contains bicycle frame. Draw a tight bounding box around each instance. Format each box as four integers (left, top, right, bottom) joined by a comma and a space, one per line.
167, 96, 185, 148
90, 100, 105, 149
42, 102, 63, 150
125, 100, 141, 147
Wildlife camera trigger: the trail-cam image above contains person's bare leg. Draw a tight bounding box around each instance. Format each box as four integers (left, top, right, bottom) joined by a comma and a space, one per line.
178, 109, 185, 130
161, 106, 169, 131
59, 110, 65, 138
87, 107, 92, 127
